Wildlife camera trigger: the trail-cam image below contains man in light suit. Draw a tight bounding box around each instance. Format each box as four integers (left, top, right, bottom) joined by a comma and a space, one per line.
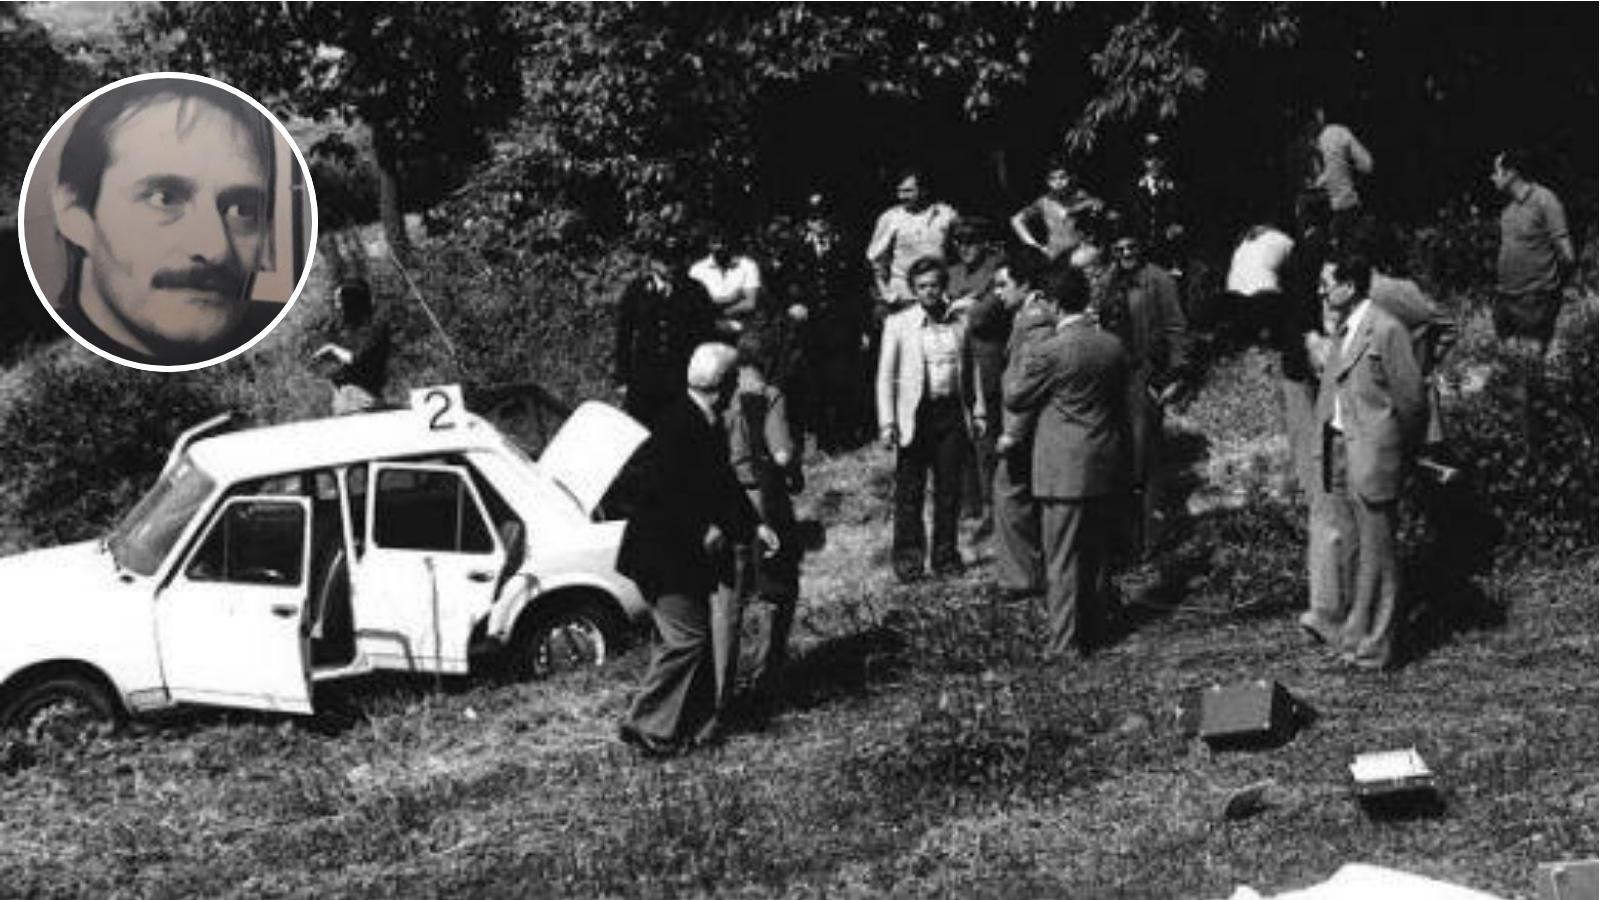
1006, 265, 1129, 659
877, 255, 983, 581
1302, 254, 1426, 670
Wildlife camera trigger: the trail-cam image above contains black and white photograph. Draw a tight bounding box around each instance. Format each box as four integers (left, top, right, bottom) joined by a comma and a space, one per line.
0, 3, 1594, 898
19, 72, 313, 370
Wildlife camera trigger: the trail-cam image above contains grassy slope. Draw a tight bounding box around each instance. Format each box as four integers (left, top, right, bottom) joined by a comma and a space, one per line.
0, 312, 1594, 899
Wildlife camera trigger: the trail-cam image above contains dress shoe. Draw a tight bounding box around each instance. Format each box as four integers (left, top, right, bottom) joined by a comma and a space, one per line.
618, 723, 679, 759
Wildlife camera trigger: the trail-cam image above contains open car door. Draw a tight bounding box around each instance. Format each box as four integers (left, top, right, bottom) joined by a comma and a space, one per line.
156, 496, 313, 714
537, 401, 649, 518
354, 462, 505, 674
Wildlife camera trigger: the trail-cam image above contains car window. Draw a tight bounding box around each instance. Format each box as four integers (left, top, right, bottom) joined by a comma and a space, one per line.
108, 457, 217, 577
185, 500, 306, 586
372, 467, 493, 554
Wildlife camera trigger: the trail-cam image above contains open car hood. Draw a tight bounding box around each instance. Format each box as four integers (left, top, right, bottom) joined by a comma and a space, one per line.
538, 401, 649, 517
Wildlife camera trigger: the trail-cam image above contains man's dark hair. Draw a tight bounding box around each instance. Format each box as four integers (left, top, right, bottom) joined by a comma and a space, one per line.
337, 278, 373, 327
1042, 261, 1090, 314
896, 166, 927, 189
1496, 148, 1532, 178
1044, 154, 1071, 177
58, 79, 275, 215
1331, 253, 1374, 297
949, 218, 985, 245
907, 255, 948, 288
1001, 251, 1045, 289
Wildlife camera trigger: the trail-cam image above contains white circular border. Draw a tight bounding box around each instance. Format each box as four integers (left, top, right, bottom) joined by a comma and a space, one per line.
16, 71, 320, 372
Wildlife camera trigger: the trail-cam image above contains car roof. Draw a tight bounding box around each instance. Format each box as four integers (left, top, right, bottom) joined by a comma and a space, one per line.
186, 410, 510, 484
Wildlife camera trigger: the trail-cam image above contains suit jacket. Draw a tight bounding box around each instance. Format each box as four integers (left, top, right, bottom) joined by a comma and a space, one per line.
614, 396, 757, 596
1370, 273, 1456, 445
996, 298, 1057, 447
613, 274, 717, 393
1006, 318, 1129, 500
1312, 302, 1426, 503
1100, 262, 1188, 391
875, 302, 981, 447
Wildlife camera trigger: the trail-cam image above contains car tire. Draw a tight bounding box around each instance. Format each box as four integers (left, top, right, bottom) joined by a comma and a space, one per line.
0, 674, 121, 747
505, 596, 624, 680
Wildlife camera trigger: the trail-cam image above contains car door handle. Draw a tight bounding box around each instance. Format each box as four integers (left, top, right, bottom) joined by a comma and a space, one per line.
270, 604, 298, 618
467, 571, 495, 583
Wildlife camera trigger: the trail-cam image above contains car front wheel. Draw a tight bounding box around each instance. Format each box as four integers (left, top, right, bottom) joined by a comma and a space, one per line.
0, 675, 120, 747
505, 597, 623, 680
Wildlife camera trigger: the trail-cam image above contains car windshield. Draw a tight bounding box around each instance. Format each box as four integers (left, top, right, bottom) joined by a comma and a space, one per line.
106, 456, 216, 577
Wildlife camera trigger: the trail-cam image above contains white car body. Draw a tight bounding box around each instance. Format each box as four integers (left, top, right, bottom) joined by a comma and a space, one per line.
0, 399, 648, 719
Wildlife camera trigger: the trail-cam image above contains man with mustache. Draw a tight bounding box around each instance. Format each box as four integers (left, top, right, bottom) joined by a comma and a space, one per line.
52, 78, 282, 367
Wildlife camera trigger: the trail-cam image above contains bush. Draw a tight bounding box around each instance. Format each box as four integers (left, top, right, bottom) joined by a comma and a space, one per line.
1444, 305, 1598, 562
0, 350, 223, 550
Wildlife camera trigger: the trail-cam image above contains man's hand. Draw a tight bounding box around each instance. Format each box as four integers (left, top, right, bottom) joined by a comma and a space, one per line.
703, 525, 727, 555
787, 303, 809, 322
880, 424, 898, 451
996, 433, 1016, 453
756, 524, 781, 559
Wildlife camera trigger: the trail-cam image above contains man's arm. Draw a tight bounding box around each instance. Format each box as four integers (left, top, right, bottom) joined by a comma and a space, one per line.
1381, 317, 1427, 448
866, 210, 897, 297
1347, 127, 1374, 175
1154, 270, 1189, 383
1009, 201, 1043, 251
1543, 191, 1576, 268
1004, 335, 1059, 413
875, 315, 900, 446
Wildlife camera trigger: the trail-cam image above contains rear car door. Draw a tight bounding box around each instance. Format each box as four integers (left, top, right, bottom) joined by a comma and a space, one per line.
355, 463, 504, 674
155, 496, 313, 713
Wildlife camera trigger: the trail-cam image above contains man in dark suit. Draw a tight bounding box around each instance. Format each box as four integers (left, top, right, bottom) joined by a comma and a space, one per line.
1006, 265, 1130, 659
1100, 231, 1189, 560
613, 241, 718, 427
987, 252, 1056, 598
615, 343, 777, 755
1303, 254, 1425, 670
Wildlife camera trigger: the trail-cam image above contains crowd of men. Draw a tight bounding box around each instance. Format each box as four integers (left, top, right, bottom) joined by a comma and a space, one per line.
606, 115, 1579, 757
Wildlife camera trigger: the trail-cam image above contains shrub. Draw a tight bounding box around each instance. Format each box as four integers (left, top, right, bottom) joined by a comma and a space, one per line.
1446, 320, 1598, 562
0, 350, 224, 550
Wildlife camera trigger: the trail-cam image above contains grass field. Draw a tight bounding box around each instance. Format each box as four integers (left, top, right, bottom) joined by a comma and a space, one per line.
0, 314, 1594, 898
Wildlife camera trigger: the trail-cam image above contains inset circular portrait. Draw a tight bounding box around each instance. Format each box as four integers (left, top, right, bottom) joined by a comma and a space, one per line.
18, 73, 316, 371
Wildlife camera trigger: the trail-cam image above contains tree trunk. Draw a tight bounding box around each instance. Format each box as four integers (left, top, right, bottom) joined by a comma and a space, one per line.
372, 138, 410, 259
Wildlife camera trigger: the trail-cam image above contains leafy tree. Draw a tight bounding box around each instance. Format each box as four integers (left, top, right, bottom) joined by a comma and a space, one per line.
0, 3, 99, 218
136, 2, 523, 254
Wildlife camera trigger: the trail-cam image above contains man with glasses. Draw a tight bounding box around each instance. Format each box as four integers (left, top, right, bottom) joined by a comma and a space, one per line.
876, 256, 981, 581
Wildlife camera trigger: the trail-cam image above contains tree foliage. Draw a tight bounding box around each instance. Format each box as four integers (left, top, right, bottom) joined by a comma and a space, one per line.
0, 4, 99, 218
135, 2, 524, 251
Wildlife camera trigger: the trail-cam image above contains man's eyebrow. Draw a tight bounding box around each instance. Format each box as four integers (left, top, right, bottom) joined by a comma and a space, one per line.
132, 174, 196, 197
216, 185, 269, 210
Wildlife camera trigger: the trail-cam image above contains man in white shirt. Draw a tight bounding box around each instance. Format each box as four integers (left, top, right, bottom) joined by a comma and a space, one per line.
689, 229, 763, 338
1222, 224, 1296, 345
866, 169, 959, 312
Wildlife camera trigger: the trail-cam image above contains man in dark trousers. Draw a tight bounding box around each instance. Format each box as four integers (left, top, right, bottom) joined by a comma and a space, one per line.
1006, 265, 1129, 660
1099, 230, 1189, 560
616, 343, 777, 756
987, 252, 1057, 598
613, 240, 718, 427
779, 193, 874, 453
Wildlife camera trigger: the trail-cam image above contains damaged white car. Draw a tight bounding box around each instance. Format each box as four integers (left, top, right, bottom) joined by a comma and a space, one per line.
0, 391, 648, 741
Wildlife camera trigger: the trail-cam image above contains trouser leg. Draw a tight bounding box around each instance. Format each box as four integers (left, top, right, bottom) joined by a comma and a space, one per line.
1040, 499, 1087, 658
992, 446, 1044, 592
627, 590, 714, 743
927, 400, 970, 569
1343, 496, 1402, 667
892, 429, 931, 577
708, 579, 741, 715
1304, 429, 1357, 639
